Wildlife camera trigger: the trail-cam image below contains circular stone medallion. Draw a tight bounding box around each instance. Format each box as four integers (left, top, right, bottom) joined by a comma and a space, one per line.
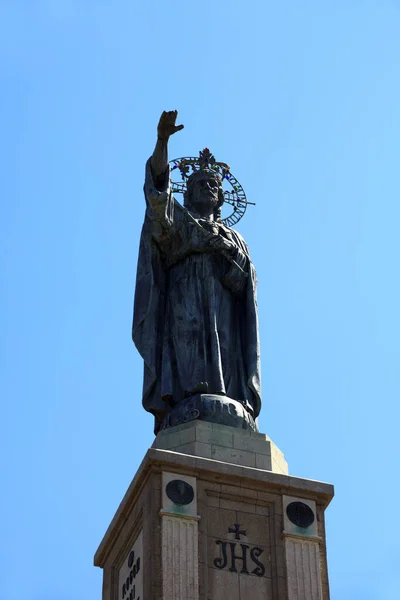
286, 501, 315, 528
166, 479, 194, 505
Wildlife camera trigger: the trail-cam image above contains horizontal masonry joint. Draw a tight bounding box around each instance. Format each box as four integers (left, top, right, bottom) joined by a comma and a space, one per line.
159, 509, 201, 521
281, 530, 323, 543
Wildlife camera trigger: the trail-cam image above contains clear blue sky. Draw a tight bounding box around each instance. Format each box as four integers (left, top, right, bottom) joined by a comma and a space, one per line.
1, 1, 399, 598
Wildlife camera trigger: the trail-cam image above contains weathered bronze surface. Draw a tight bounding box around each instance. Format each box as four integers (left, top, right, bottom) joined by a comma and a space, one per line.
165, 479, 194, 505
133, 111, 261, 433
286, 502, 315, 528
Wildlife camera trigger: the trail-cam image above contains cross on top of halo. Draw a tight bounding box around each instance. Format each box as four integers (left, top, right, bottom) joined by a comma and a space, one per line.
171, 148, 232, 183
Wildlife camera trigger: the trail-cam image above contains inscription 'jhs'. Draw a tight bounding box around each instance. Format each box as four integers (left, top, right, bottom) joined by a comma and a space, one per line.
213, 524, 265, 577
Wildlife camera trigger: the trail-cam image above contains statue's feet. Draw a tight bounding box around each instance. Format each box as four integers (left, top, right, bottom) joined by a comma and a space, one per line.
158, 393, 258, 433
184, 382, 208, 398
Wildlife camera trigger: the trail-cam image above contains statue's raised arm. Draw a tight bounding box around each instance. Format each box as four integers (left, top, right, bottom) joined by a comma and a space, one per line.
150, 110, 184, 189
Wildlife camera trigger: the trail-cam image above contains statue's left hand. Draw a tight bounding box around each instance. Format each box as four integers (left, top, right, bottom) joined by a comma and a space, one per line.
209, 236, 236, 255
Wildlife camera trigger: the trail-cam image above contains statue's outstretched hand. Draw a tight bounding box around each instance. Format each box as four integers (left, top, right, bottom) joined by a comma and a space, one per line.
157, 110, 184, 141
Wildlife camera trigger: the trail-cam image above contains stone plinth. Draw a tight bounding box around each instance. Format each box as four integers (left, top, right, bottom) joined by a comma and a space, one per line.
94, 430, 333, 600
153, 420, 288, 474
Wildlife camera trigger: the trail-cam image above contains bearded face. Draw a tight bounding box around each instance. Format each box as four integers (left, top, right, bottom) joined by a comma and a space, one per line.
186, 173, 224, 218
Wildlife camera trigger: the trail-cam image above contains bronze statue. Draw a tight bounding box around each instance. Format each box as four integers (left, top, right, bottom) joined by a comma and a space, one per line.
133, 111, 261, 433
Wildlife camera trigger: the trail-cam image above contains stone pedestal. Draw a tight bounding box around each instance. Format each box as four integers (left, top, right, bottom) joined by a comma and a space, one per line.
94, 423, 333, 600
153, 421, 288, 474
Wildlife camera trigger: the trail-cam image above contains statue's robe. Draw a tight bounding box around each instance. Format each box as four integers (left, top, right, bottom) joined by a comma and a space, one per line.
133, 161, 261, 431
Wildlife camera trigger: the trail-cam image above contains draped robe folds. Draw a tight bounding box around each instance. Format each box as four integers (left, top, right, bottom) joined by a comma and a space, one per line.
132, 160, 261, 430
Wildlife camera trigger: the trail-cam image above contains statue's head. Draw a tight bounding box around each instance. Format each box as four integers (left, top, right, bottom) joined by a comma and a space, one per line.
184, 169, 225, 220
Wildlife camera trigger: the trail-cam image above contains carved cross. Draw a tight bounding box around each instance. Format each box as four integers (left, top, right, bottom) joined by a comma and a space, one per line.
228, 523, 247, 540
